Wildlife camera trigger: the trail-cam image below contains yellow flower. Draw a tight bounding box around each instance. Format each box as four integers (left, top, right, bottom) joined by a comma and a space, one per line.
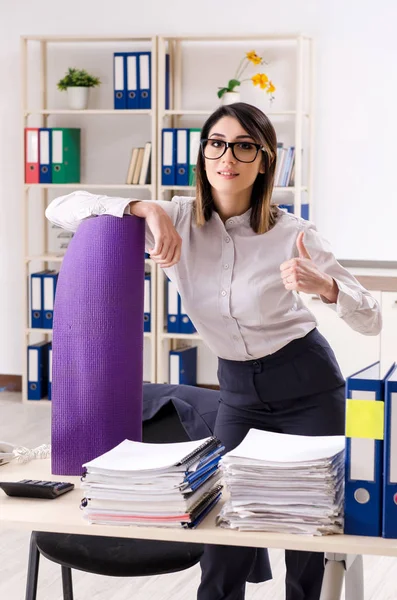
246, 51, 262, 65
267, 81, 276, 94
251, 73, 269, 89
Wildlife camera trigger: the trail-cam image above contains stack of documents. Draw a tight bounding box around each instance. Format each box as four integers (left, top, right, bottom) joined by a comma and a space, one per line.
80, 436, 223, 529
217, 429, 345, 536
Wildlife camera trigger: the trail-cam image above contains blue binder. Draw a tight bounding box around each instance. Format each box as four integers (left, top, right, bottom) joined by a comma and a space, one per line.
179, 298, 196, 334
138, 52, 151, 109
126, 52, 139, 110
39, 128, 52, 183
31, 271, 46, 328
344, 362, 390, 536
27, 341, 51, 400
176, 128, 189, 186
382, 363, 397, 538
42, 270, 59, 329
167, 278, 179, 333
113, 52, 127, 109
48, 344, 52, 401
162, 128, 176, 186
169, 346, 197, 386
144, 274, 151, 333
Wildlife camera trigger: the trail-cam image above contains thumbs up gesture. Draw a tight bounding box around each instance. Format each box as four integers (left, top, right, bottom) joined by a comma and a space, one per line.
280, 231, 338, 301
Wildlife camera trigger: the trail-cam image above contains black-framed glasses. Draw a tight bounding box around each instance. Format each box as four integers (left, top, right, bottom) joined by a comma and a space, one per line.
200, 139, 265, 163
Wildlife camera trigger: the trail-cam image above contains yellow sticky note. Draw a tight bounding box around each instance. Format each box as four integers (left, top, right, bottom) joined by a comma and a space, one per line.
345, 399, 384, 440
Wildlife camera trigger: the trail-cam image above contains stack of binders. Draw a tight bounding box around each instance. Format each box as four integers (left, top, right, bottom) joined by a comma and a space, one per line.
344, 361, 397, 538
161, 128, 201, 187
217, 428, 345, 535
80, 436, 224, 528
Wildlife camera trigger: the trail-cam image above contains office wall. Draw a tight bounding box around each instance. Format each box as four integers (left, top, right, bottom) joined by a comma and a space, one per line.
0, 0, 396, 374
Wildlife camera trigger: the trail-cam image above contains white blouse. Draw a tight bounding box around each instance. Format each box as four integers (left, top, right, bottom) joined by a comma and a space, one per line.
46, 191, 382, 361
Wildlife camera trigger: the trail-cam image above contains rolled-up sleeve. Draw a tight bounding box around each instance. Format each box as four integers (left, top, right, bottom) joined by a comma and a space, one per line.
301, 221, 382, 336
45, 192, 181, 253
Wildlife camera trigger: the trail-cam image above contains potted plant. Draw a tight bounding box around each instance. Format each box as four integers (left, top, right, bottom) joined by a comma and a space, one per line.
217, 51, 275, 105
57, 68, 101, 110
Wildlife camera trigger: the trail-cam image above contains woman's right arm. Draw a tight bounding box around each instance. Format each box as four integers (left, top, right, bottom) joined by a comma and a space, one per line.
45, 191, 182, 267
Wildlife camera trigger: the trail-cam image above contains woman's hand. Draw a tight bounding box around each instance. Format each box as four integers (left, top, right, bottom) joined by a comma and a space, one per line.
280, 232, 339, 303
129, 201, 182, 268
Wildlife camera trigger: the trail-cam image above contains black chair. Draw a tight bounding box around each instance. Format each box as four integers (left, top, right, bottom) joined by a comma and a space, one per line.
25, 402, 204, 600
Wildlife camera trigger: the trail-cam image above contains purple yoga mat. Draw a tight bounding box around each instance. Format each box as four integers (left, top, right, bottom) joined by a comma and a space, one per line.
51, 215, 145, 475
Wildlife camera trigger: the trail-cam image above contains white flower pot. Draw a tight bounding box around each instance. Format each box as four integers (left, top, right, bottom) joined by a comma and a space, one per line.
67, 87, 89, 110
221, 91, 240, 106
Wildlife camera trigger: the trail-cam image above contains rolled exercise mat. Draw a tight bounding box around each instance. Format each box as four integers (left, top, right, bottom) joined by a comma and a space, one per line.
51, 214, 145, 475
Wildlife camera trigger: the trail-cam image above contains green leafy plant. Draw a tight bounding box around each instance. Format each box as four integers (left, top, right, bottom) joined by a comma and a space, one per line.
57, 68, 101, 91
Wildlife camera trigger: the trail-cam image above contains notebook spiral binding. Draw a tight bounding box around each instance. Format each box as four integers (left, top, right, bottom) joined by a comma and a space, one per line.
177, 437, 222, 470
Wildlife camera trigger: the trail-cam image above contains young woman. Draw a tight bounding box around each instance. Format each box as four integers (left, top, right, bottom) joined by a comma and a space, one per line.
46, 102, 381, 600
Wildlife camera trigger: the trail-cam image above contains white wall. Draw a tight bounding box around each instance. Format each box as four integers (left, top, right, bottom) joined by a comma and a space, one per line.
1, 0, 397, 375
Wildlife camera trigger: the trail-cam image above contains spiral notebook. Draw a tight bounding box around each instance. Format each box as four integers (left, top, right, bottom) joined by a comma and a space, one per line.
82, 436, 221, 476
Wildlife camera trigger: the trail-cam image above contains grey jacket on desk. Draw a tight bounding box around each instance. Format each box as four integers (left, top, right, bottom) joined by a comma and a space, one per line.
143, 383, 220, 440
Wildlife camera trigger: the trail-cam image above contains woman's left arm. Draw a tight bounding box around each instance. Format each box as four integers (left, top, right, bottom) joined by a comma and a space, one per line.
280, 221, 382, 336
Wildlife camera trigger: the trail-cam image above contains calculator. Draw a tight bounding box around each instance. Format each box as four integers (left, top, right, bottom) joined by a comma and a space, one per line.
0, 479, 74, 499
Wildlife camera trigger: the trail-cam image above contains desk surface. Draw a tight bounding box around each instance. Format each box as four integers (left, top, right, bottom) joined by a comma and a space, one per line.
1, 459, 397, 558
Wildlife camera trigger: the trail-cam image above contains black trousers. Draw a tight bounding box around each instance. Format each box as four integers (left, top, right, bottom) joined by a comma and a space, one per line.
197, 328, 346, 600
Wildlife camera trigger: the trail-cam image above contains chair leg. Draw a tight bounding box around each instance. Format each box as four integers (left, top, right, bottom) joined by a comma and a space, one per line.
25, 532, 40, 600
61, 566, 74, 600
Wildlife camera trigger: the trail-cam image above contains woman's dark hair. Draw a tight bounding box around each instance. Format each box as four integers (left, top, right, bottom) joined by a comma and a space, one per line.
194, 102, 278, 234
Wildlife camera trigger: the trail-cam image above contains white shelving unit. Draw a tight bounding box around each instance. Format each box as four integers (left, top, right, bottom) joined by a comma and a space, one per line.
21, 34, 158, 402
155, 33, 313, 385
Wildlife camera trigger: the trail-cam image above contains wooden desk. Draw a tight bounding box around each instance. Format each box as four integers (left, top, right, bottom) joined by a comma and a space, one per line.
1, 459, 397, 600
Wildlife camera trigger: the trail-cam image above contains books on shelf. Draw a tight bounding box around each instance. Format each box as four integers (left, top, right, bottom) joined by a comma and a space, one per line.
126, 142, 151, 184
80, 436, 224, 528
274, 143, 295, 187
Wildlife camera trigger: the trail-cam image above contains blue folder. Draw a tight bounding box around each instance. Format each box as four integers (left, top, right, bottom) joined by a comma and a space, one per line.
39, 128, 52, 183
162, 129, 176, 186
169, 346, 197, 386
113, 52, 127, 109
144, 274, 151, 333
137, 52, 151, 109
382, 363, 397, 538
344, 362, 392, 536
27, 341, 51, 400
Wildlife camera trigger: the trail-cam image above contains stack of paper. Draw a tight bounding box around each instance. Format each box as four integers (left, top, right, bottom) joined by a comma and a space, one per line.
217, 429, 345, 536
80, 436, 223, 529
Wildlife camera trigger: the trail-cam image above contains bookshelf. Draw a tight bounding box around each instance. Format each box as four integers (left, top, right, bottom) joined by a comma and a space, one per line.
155, 34, 313, 385
21, 34, 158, 403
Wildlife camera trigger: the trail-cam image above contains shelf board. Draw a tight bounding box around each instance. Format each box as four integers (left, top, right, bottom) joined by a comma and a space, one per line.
26, 328, 153, 338
26, 254, 65, 263
159, 186, 308, 193
162, 110, 309, 117
22, 35, 154, 42
160, 333, 202, 340
24, 109, 153, 116
24, 184, 152, 190
160, 34, 308, 42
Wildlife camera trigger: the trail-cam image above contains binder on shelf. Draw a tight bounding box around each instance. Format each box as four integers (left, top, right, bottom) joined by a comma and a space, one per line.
30, 271, 45, 328
51, 128, 80, 184
113, 52, 127, 109
27, 341, 51, 400
132, 147, 145, 185
162, 128, 176, 186
39, 128, 52, 184
279, 204, 309, 221
188, 128, 201, 186
344, 361, 390, 537
42, 270, 59, 329
138, 52, 151, 109
180, 300, 196, 334
48, 344, 52, 401
167, 278, 179, 333
176, 129, 189, 186
144, 274, 151, 333
382, 363, 397, 538
24, 128, 39, 184
126, 52, 139, 110
139, 142, 152, 185
169, 346, 197, 386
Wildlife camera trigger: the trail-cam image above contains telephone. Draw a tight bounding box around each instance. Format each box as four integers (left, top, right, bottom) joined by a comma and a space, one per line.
0, 441, 16, 466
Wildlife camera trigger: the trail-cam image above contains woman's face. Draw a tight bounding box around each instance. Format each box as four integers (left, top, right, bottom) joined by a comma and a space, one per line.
203, 116, 265, 197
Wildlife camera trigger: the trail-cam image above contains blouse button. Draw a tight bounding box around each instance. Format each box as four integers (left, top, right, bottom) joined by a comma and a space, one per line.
221, 290, 227, 297
224, 264, 229, 270
225, 236, 230, 243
